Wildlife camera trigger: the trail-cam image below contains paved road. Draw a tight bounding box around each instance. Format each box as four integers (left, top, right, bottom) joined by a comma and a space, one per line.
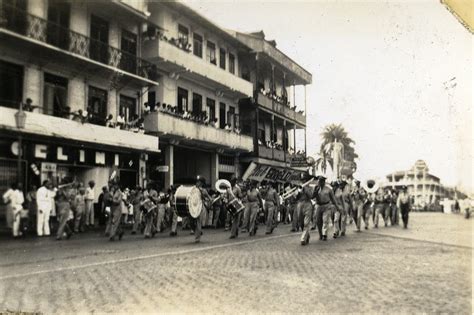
0, 213, 471, 314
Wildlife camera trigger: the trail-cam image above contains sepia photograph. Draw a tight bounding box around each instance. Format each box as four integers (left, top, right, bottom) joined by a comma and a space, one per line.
0, 0, 472, 313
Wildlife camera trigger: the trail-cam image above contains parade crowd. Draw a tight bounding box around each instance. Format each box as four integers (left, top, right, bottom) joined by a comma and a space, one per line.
2, 174, 412, 245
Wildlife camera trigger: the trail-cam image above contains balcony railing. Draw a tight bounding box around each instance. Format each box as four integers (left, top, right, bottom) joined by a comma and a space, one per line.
257, 92, 306, 125
0, 4, 157, 81
144, 111, 253, 152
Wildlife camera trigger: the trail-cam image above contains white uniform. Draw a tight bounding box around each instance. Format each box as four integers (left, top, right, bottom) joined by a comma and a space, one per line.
3, 189, 24, 236
36, 186, 52, 236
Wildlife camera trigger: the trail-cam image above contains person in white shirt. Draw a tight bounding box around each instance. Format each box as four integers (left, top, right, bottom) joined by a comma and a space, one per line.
3, 182, 25, 237
37, 180, 53, 236
85, 180, 96, 227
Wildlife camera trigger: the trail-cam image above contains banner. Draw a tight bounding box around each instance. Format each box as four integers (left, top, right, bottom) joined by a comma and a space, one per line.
243, 162, 307, 184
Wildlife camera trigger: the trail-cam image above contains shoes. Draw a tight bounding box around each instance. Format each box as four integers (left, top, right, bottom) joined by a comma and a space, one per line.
195, 239, 200, 243
374, 225, 378, 229
341, 232, 345, 237
322, 235, 327, 241
131, 231, 136, 235
265, 231, 271, 235
290, 228, 296, 232
241, 229, 247, 233
118, 231, 124, 241
144, 235, 150, 239
66, 232, 73, 239
169, 231, 177, 236
333, 233, 338, 239
365, 226, 368, 230
319, 235, 323, 240
310, 227, 316, 231
301, 240, 306, 246
109, 236, 115, 242
229, 235, 236, 239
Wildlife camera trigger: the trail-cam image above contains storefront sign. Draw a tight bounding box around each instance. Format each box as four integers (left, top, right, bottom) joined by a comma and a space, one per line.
290, 155, 308, 168
41, 162, 57, 172
243, 162, 306, 184
156, 165, 169, 172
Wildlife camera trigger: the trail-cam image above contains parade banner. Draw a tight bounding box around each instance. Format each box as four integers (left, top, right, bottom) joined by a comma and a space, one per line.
243, 162, 306, 184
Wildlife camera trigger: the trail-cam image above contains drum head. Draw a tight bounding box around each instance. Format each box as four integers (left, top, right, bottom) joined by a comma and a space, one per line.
188, 186, 203, 218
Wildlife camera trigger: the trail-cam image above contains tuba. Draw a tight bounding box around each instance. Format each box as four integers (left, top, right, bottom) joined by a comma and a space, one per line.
215, 179, 231, 194
361, 179, 380, 194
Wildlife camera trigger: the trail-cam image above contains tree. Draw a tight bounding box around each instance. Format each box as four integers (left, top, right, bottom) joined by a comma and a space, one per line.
315, 123, 358, 175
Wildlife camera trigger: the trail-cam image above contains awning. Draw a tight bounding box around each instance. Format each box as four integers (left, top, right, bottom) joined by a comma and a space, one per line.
242, 161, 306, 185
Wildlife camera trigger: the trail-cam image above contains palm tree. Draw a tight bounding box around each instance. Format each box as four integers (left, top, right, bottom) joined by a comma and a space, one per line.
315, 123, 358, 175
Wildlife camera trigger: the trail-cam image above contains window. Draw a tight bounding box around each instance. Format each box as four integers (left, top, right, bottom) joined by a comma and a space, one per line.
0, 60, 23, 109
258, 128, 266, 144
178, 24, 189, 44
121, 29, 137, 73
229, 53, 235, 74
43, 73, 68, 117
47, 1, 70, 50
88, 86, 107, 125
219, 48, 226, 70
177, 87, 188, 112
206, 98, 215, 120
242, 65, 250, 81
119, 95, 136, 122
147, 91, 156, 111
206, 41, 216, 65
219, 102, 226, 129
227, 106, 235, 129
90, 15, 109, 64
193, 33, 203, 58
192, 93, 202, 114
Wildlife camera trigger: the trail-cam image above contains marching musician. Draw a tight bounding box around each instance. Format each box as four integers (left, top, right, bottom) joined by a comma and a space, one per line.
156, 186, 168, 233
373, 188, 386, 228
169, 185, 179, 236
383, 187, 392, 227
194, 176, 211, 243
332, 180, 347, 238
299, 174, 315, 245
109, 182, 125, 241
390, 189, 399, 225
397, 186, 411, 228
143, 183, 158, 239
229, 177, 244, 239
313, 176, 340, 241
351, 180, 365, 232
264, 182, 280, 235
246, 180, 263, 236
290, 184, 303, 233
131, 186, 144, 235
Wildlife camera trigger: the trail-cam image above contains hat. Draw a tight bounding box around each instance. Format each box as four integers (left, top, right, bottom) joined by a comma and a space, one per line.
196, 175, 206, 185
317, 175, 327, 180
401, 185, 408, 190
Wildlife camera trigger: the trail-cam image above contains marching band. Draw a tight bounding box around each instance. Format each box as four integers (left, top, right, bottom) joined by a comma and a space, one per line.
5, 173, 412, 244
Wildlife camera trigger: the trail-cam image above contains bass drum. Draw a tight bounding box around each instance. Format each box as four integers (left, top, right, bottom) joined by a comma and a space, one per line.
175, 185, 203, 219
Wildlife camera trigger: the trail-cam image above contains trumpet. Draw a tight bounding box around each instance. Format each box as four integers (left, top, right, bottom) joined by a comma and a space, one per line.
281, 178, 315, 200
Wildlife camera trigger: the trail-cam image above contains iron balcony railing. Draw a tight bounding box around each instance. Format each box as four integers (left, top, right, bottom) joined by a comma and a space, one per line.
0, 4, 157, 81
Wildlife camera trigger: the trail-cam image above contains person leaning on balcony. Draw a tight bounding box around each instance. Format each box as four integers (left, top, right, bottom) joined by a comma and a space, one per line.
85, 181, 95, 228
116, 113, 125, 129
37, 180, 53, 236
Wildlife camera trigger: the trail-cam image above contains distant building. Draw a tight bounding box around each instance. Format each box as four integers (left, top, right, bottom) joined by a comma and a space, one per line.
384, 160, 466, 207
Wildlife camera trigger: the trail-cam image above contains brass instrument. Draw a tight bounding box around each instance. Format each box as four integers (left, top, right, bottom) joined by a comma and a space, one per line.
281, 178, 315, 201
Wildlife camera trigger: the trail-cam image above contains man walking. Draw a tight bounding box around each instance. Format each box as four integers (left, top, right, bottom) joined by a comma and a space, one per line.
397, 186, 411, 228
299, 176, 315, 245
313, 176, 340, 241
264, 182, 280, 234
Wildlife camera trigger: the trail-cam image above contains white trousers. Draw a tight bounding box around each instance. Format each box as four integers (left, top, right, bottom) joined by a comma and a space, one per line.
12, 207, 22, 237
37, 209, 51, 236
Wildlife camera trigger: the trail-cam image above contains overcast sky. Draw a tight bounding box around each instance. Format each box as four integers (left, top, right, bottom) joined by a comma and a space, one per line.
183, 0, 472, 192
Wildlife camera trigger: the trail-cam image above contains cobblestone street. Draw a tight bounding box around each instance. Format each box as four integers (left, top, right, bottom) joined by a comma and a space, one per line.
0, 213, 471, 314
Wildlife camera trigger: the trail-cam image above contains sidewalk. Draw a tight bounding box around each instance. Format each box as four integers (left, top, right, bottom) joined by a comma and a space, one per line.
366, 212, 473, 248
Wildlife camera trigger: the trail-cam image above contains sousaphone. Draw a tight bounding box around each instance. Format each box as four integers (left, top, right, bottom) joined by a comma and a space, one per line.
361, 179, 380, 194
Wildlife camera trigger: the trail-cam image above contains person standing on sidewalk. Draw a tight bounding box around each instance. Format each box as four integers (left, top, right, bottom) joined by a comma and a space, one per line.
73, 187, 86, 233
314, 176, 340, 241
85, 180, 95, 228
3, 182, 25, 238
397, 186, 411, 229
37, 180, 53, 236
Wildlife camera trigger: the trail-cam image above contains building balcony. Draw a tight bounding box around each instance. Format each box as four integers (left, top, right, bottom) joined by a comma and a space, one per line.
144, 111, 253, 153
0, 4, 158, 86
0, 107, 160, 153
143, 38, 253, 98
257, 92, 306, 126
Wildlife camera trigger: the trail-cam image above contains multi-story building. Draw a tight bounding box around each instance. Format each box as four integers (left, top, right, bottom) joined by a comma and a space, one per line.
231, 30, 312, 183
142, 1, 255, 188
0, 0, 161, 206
384, 160, 466, 207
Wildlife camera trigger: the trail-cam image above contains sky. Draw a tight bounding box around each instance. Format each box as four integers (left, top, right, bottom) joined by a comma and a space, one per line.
183, 0, 473, 192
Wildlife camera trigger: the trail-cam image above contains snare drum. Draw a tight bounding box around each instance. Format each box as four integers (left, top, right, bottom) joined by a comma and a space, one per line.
175, 185, 203, 218
227, 197, 245, 216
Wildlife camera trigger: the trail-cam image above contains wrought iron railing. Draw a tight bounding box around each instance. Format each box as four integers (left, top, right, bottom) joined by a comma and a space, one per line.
0, 4, 157, 81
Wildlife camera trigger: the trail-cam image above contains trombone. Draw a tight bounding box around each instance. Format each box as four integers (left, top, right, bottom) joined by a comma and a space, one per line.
281, 178, 315, 201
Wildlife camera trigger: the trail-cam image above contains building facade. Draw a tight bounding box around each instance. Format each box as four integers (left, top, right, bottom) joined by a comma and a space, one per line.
0, 0, 312, 227
0, 0, 161, 218
384, 160, 465, 208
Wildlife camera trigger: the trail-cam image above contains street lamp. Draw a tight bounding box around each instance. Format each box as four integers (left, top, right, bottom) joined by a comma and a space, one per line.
15, 103, 26, 186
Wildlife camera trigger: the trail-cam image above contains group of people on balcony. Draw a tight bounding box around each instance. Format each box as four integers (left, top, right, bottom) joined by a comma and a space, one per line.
144, 28, 192, 53
143, 102, 242, 134
259, 88, 305, 115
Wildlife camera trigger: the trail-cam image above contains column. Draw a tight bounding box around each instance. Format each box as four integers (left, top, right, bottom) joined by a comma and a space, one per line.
139, 156, 146, 188
255, 108, 259, 155
271, 114, 275, 160
283, 120, 287, 163
293, 125, 296, 153
304, 84, 307, 155
165, 144, 174, 188
211, 153, 219, 186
